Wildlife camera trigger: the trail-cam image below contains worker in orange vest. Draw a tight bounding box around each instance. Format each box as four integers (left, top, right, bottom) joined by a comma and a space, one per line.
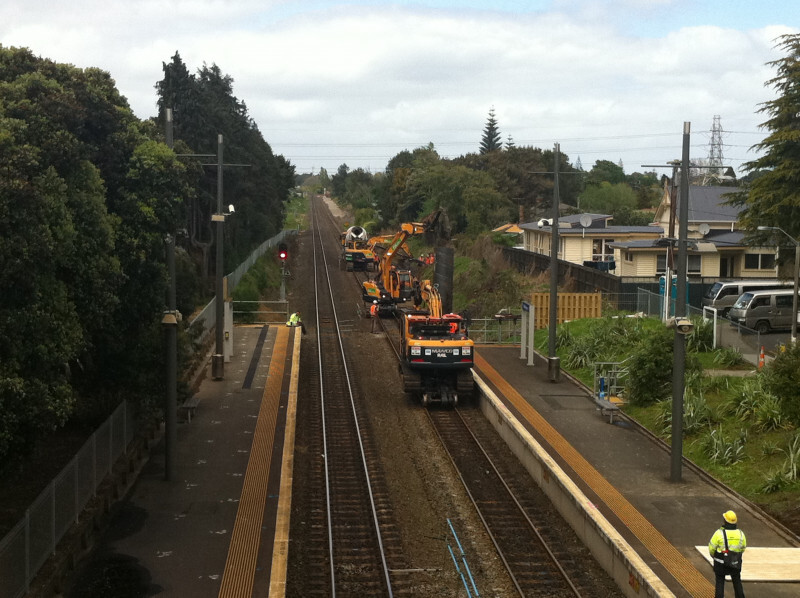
370, 301, 379, 333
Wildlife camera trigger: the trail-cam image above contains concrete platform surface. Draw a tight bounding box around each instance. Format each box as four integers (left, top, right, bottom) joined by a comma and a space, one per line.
473, 345, 800, 598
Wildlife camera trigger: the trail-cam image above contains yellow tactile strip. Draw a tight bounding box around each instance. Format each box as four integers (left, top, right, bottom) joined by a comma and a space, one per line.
475, 353, 714, 598
218, 325, 290, 598
268, 327, 302, 597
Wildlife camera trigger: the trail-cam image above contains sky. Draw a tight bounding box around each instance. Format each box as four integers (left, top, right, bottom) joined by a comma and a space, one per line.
2, 1, 797, 177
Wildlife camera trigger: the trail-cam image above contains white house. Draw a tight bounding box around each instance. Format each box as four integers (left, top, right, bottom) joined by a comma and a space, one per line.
518, 185, 781, 283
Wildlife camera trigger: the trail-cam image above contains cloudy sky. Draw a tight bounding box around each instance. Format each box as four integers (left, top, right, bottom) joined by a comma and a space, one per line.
2, 1, 797, 176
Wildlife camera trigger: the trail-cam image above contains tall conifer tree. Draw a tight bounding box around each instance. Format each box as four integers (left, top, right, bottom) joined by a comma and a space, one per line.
480, 107, 502, 154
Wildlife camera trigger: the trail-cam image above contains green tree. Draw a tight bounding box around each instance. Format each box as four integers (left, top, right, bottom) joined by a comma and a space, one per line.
586, 159, 626, 186
728, 34, 800, 243
479, 107, 502, 154
331, 163, 349, 198
0, 47, 127, 456
407, 161, 510, 235
578, 182, 638, 215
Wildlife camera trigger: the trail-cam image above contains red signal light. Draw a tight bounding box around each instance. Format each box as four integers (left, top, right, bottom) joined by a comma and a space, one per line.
278, 243, 288, 261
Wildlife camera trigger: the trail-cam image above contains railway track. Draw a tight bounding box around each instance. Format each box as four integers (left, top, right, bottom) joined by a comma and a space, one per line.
297, 197, 410, 597
428, 408, 589, 597
296, 197, 621, 597
349, 228, 612, 597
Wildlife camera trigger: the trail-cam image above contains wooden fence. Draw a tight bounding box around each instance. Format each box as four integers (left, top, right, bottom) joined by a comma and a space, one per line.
530, 292, 602, 328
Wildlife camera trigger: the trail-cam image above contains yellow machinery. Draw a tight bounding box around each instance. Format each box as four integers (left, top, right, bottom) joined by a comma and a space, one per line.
340, 226, 375, 271
361, 210, 440, 314
399, 280, 474, 406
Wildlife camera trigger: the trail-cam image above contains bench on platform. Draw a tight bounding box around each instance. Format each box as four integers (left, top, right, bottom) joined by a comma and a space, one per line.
594, 397, 620, 424
179, 396, 201, 422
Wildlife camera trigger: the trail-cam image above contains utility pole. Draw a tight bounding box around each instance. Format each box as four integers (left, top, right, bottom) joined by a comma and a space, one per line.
169, 124, 248, 384
671, 122, 691, 482
548, 143, 560, 382
212, 135, 225, 380
162, 108, 178, 481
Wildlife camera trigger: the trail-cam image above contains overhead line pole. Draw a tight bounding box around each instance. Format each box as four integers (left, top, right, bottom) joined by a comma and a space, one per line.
549, 143, 560, 382
162, 108, 178, 481
671, 122, 691, 482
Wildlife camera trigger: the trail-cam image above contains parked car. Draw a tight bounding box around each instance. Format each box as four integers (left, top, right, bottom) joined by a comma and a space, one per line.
728, 288, 798, 334
702, 279, 792, 317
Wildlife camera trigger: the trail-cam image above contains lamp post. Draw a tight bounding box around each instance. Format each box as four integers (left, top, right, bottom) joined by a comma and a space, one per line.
757, 225, 800, 344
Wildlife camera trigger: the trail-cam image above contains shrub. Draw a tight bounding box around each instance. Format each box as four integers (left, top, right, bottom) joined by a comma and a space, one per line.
686, 316, 714, 352
564, 335, 601, 369
625, 326, 700, 405
655, 390, 714, 437
760, 469, 791, 493
701, 426, 747, 466
703, 375, 730, 395
760, 433, 800, 493
713, 346, 745, 368
762, 342, 800, 426
728, 378, 763, 420
754, 394, 790, 432
555, 324, 573, 349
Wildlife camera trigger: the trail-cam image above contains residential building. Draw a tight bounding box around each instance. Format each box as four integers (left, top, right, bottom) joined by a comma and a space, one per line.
518, 186, 780, 284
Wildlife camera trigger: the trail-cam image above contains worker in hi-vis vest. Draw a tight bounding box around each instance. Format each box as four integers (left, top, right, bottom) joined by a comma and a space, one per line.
708, 510, 747, 598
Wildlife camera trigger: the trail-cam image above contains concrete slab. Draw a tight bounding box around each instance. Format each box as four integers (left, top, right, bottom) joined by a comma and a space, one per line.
695, 547, 800, 582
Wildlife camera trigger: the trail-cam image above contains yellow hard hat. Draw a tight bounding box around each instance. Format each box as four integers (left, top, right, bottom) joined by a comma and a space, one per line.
723, 510, 737, 524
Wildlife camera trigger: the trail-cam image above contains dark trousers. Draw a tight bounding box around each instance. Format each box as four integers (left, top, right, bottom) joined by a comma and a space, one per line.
714, 565, 745, 598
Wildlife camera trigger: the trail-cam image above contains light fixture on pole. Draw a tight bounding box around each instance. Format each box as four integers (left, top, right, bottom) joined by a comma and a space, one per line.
757, 225, 799, 344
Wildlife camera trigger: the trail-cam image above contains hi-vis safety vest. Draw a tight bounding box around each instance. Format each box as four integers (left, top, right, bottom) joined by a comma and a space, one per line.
286, 313, 301, 326
708, 527, 746, 561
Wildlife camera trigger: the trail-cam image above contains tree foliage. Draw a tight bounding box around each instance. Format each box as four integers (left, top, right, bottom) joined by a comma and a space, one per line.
579, 182, 638, 214
625, 327, 700, 405
763, 341, 800, 426
727, 33, 800, 244
0, 46, 294, 463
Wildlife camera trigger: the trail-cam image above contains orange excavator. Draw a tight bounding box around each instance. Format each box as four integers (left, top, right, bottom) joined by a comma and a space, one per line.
361, 210, 441, 314
398, 280, 474, 406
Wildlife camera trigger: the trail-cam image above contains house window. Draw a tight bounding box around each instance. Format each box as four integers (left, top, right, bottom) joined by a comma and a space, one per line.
657, 254, 701, 274
592, 238, 615, 261
656, 254, 666, 274
744, 253, 776, 270
624, 251, 633, 263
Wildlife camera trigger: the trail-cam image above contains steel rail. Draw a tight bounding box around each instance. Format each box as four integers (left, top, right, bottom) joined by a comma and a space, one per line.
429, 408, 584, 597
310, 198, 394, 598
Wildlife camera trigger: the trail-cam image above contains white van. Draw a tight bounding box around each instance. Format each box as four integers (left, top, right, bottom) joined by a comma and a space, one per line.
702, 279, 792, 316
728, 289, 797, 333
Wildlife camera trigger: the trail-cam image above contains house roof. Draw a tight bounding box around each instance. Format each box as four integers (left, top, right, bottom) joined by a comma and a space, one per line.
521, 222, 662, 236
492, 223, 524, 234
704, 230, 747, 248
660, 185, 741, 224
610, 230, 747, 251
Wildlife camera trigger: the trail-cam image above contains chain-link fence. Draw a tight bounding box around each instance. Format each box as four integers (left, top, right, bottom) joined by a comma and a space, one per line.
467, 317, 522, 344
635, 287, 766, 364
188, 229, 295, 345
0, 400, 137, 598
470, 290, 770, 366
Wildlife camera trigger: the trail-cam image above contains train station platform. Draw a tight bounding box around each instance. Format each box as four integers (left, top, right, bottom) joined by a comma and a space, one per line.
62, 326, 800, 598
63, 325, 300, 598
473, 345, 800, 598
